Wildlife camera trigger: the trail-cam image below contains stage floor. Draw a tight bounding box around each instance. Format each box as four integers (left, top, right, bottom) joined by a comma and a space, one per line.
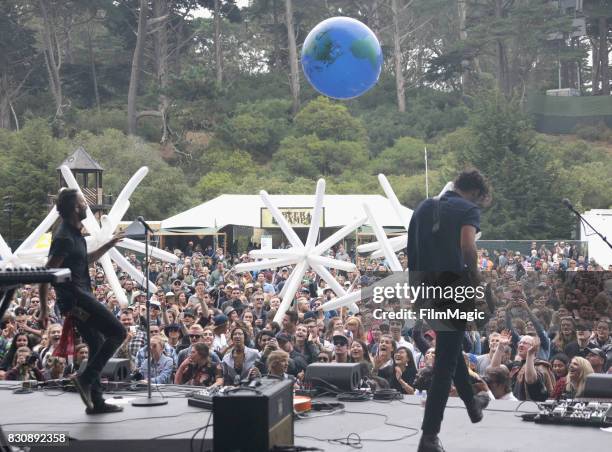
0, 382, 608, 452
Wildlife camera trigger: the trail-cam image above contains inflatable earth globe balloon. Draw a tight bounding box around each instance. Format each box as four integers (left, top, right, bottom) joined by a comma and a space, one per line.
301, 17, 383, 100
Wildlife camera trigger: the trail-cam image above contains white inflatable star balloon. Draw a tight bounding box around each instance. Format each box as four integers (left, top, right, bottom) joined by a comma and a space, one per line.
234, 179, 365, 324
357, 175, 457, 260
59, 165, 178, 307
325, 177, 484, 312
0, 208, 59, 269
323, 176, 454, 312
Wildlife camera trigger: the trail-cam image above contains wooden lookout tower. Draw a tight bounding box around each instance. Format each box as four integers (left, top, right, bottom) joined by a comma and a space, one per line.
56, 147, 108, 213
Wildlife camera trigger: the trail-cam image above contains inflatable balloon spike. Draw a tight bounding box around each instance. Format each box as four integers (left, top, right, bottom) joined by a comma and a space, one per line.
60, 165, 177, 307
234, 179, 366, 324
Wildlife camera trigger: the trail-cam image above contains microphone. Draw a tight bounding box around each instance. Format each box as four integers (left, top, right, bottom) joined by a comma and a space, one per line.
137, 216, 154, 234
562, 198, 573, 210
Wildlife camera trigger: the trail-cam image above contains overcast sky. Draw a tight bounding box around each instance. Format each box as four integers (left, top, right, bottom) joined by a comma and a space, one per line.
193, 0, 250, 17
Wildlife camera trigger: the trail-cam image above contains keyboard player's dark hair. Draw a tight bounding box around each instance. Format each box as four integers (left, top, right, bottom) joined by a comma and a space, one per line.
56, 188, 79, 219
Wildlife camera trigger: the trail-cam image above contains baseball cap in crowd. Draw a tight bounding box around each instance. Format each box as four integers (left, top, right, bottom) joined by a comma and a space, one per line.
223, 306, 237, 316
173, 279, 182, 286
275, 333, 292, 344
300, 288, 310, 294
149, 300, 161, 309
281, 267, 289, 272
537, 282, 548, 289
586, 347, 606, 359
214, 314, 228, 326
323, 287, 334, 295
332, 332, 349, 346
132, 290, 142, 298
303, 311, 317, 322
165, 292, 176, 298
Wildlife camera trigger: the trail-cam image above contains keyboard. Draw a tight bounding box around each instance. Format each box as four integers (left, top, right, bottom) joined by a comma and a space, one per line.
0, 267, 72, 285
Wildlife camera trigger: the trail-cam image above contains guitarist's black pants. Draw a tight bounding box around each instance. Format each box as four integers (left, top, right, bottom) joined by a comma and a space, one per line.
60, 288, 126, 406
421, 322, 475, 435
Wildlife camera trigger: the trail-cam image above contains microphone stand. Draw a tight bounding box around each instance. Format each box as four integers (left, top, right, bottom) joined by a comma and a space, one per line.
132, 218, 167, 407
564, 201, 612, 251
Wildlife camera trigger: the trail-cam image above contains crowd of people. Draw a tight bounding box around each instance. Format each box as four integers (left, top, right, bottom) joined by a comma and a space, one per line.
1, 240, 611, 403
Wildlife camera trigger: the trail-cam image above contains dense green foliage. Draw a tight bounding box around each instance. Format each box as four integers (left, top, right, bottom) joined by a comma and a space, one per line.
0, 1, 610, 243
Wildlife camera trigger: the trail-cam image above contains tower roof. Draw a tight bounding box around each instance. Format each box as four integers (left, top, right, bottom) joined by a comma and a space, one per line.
57, 147, 104, 171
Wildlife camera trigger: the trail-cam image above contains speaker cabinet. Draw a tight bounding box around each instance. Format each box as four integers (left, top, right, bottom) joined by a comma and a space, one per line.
213, 378, 294, 452
304, 362, 362, 392
79, 358, 130, 381
584, 373, 612, 398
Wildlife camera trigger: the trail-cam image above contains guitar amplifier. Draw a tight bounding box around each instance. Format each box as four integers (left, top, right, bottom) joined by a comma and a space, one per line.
583, 373, 612, 399
213, 377, 293, 452
304, 362, 362, 392
79, 358, 130, 382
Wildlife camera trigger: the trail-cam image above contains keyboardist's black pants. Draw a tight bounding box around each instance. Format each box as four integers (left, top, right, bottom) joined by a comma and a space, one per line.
68, 288, 126, 406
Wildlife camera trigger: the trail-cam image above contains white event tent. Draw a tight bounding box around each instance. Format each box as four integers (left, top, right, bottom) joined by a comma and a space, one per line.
581, 209, 612, 267
161, 194, 412, 232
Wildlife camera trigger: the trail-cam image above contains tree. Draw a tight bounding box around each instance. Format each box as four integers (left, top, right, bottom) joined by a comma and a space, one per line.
370, 136, 429, 175
375, 0, 449, 111
0, 2, 38, 130
293, 96, 368, 142
197, 0, 241, 88
427, 0, 573, 98
461, 92, 573, 239
584, 1, 612, 95
274, 134, 369, 178
285, 0, 300, 114
39, 0, 65, 117
127, 0, 149, 135
69, 128, 195, 219
126, 0, 174, 139
391, 0, 406, 112
0, 120, 68, 233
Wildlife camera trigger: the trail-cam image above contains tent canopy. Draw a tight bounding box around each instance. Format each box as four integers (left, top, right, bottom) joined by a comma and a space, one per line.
161, 194, 413, 232
581, 209, 612, 266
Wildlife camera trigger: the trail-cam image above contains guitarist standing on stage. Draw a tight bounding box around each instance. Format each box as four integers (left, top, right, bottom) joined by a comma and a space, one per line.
39, 188, 126, 414
408, 170, 492, 452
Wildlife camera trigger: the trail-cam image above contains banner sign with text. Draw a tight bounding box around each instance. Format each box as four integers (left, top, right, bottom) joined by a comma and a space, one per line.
260, 207, 325, 228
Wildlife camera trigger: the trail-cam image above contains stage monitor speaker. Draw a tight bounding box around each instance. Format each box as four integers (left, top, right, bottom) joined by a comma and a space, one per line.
304, 362, 362, 392
583, 373, 612, 398
79, 358, 130, 382
213, 377, 294, 452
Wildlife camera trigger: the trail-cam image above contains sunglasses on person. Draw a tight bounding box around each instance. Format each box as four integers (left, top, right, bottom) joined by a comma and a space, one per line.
189, 334, 202, 339
333, 341, 347, 347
